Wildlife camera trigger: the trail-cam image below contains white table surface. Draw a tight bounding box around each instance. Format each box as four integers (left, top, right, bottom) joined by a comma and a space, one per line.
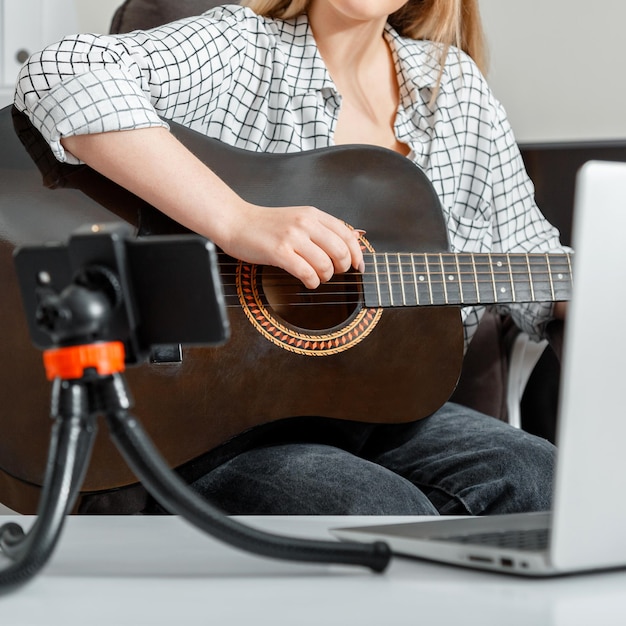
1, 514, 626, 626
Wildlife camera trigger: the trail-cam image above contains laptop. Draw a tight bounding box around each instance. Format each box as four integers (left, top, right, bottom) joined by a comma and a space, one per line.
333, 160, 626, 576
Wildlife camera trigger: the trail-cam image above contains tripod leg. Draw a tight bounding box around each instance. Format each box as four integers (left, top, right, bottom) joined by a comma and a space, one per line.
105, 401, 390, 574
0, 380, 97, 593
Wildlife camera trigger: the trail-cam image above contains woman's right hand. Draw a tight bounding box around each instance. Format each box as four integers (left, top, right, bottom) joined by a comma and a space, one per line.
219, 201, 364, 289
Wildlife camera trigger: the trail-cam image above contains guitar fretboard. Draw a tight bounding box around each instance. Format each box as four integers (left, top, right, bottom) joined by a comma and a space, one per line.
362, 252, 572, 307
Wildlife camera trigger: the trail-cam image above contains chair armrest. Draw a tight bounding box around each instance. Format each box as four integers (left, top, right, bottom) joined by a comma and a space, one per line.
545, 319, 565, 363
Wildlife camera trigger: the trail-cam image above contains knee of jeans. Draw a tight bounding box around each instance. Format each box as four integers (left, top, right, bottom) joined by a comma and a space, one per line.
492, 434, 556, 513
509, 433, 555, 479
191, 444, 440, 515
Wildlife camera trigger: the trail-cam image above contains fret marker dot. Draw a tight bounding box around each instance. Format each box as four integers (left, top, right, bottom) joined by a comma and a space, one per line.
448, 275, 455, 281
496, 261, 503, 267
500, 287, 506, 293
419, 276, 425, 281
558, 273, 564, 280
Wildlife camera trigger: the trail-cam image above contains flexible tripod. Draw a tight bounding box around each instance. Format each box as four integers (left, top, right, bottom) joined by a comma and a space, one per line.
0, 226, 390, 593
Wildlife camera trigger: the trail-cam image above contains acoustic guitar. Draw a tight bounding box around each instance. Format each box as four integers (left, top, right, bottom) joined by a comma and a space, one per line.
0, 106, 571, 513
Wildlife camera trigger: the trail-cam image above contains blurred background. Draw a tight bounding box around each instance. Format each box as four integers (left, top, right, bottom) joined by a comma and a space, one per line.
0, 0, 624, 516
1, 0, 625, 142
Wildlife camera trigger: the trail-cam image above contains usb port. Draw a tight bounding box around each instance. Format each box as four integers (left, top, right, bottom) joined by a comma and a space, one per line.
468, 555, 493, 564
500, 558, 514, 568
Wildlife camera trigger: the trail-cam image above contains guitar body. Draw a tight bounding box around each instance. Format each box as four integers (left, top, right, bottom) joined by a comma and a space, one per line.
0, 106, 462, 512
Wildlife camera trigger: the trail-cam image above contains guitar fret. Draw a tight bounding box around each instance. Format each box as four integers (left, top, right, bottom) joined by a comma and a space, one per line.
384, 253, 394, 306
372, 253, 382, 306
565, 254, 573, 299
439, 254, 449, 304
393, 254, 403, 306
409, 254, 434, 305
440, 253, 462, 305
490, 253, 515, 303
525, 255, 536, 301
387, 253, 405, 308
425, 254, 450, 305
410, 254, 420, 305
488, 253, 498, 302
412, 254, 432, 305
546, 253, 556, 301
397, 253, 407, 306
455, 254, 464, 304
567, 254, 573, 283
455, 253, 478, 304
548, 253, 572, 300
425, 255, 435, 305
400, 254, 414, 305
507, 253, 516, 302
472, 253, 496, 303
528, 255, 552, 301
471, 254, 481, 303
507, 254, 532, 302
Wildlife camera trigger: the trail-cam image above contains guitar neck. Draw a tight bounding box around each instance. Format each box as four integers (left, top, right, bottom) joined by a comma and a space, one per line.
362, 252, 573, 307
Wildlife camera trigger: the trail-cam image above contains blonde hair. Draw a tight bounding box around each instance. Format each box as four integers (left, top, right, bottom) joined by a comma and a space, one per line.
239, 0, 488, 75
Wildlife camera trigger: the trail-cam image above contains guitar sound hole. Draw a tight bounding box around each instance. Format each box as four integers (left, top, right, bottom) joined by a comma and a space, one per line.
261, 268, 361, 331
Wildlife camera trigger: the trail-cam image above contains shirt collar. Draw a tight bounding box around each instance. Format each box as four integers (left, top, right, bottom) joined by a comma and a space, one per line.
383, 23, 444, 94
277, 15, 445, 106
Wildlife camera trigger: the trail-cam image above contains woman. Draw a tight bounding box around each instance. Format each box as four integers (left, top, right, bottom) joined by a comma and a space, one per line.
15, 0, 566, 515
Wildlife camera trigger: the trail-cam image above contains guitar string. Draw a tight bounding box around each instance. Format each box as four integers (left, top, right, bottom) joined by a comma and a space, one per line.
216, 258, 572, 277
215, 278, 570, 303
215, 265, 572, 279
216, 284, 569, 307
217, 254, 572, 265
215, 270, 572, 287
216, 263, 573, 279
216, 296, 564, 308
214, 276, 572, 287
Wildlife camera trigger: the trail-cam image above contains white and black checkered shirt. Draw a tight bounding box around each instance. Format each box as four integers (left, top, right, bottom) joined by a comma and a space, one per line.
15, 5, 568, 349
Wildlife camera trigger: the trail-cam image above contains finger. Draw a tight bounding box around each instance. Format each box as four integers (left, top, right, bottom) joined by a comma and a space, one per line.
279, 208, 355, 279
293, 236, 337, 284
307, 227, 355, 275
348, 229, 365, 273
317, 214, 365, 273
269, 216, 335, 286
280, 249, 324, 290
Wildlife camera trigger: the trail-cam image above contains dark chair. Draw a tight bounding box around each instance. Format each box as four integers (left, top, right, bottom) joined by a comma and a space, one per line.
110, 0, 221, 32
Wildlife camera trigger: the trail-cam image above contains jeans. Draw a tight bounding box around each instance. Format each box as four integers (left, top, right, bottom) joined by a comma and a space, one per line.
190, 402, 556, 516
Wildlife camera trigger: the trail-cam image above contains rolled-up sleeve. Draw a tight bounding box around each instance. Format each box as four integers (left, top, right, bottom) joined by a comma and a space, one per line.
14, 34, 173, 164
14, 9, 247, 164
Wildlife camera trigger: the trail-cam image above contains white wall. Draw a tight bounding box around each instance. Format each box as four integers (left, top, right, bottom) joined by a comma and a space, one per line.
79, 0, 626, 143
74, 0, 120, 33
480, 0, 626, 143
3, 1, 626, 141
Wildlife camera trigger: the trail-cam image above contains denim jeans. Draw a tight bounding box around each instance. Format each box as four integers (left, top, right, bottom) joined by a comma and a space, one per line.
190, 402, 555, 516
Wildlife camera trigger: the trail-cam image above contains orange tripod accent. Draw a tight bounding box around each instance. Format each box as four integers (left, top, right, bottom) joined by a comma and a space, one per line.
42, 342, 126, 380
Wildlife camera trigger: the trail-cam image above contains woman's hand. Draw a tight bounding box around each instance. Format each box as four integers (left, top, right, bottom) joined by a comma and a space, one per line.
220, 202, 364, 289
